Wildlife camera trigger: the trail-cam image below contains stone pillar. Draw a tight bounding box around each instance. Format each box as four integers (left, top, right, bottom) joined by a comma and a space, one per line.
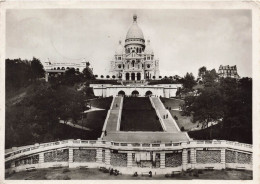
160, 152, 165, 169
190, 148, 196, 169
10, 161, 15, 168
129, 73, 131, 81
135, 73, 137, 81
96, 148, 103, 164
127, 152, 132, 168
221, 148, 226, 169
45, 72, 49, 82
182, 149, 188, 171
39, 152, 44, 164
69, 148, 73, 163
105, 149, 111, 166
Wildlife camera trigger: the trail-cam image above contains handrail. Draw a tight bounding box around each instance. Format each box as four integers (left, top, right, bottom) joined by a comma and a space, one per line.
5, 139, 252, 161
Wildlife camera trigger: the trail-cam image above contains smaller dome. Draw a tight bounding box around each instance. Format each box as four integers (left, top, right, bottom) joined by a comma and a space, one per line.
115, 40, 124, 55
144, 40, 153, 54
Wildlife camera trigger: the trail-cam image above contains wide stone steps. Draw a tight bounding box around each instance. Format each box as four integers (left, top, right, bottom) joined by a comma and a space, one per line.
151, 97, 180, 133
104, 97, 123, 132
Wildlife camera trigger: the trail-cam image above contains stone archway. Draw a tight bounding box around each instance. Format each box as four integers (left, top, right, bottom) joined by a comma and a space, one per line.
145, 90, 153, 96
126, 73, 130, 80
131, 90, 139, 97
118, 90, 125, 96
131, 73, 135, 81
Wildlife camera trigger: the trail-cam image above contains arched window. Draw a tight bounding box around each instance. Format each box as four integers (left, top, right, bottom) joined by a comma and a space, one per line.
57, 67, 60, 70
132, 60, 135, 67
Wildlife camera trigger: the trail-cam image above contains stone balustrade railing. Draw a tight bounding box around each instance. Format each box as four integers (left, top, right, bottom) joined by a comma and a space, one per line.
5, 139, 252, 163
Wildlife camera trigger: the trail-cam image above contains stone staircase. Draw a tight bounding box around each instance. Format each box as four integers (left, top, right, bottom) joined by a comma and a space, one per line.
101, 97, 123, 137
150, 97, 180, 133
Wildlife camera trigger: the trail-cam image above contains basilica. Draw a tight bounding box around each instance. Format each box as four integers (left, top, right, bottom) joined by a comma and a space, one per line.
109, 14, 160, 81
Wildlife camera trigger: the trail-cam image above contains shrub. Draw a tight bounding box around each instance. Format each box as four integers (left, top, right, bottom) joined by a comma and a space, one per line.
63, 175, 71, 180
63, 168, 70, 173
198, 170, 203, 174
193, 170, 199, 177
181, 126, 185, 131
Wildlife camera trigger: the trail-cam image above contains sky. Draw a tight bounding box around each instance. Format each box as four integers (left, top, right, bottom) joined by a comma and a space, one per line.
6, 9, 252, 77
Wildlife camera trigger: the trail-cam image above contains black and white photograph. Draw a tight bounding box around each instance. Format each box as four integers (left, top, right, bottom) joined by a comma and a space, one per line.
2, 0, 259, 181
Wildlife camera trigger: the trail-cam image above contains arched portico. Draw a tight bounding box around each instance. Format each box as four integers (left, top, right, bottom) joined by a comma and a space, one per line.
131, 90, 139, 97
118, 90, 125, 96
145, 90, 153, 96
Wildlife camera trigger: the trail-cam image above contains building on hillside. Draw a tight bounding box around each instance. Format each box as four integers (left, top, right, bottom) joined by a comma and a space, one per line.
109, 14, 160, 81
218, 65, 240, 79
43, 59, 93, 82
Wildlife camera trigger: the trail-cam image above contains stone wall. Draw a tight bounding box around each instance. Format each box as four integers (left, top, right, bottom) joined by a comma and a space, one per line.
73, 149, 96, 162
226, 150, 236, 163
196, 150, 221, 163
15, 155, 39, 166
225, 150, 252, 164
111, 153, 127, 167
44, 149, 69, 162
165, 152, 182, 167
238, 152, 252, 164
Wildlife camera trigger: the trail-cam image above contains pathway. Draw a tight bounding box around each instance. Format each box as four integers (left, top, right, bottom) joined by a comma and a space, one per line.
101, 96, 123, 137
150, 97, 180, 133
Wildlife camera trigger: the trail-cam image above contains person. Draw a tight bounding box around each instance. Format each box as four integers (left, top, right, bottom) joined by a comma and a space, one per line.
110, 168, 114, 175
116, 104, 118, 107
149, 171, 152, 177
105, 130, 107, 136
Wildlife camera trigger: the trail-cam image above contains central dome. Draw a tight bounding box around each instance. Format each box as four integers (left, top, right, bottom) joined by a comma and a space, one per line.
125, 14, 144, 40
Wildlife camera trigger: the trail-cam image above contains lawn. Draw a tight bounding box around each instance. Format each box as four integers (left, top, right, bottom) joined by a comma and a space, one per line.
6, 168, 252, 180
160, 97, 184, 110
89, 97, 113, 109
120, 97, 163, 131
169, 110, 200, 131
79, 111, 108, 130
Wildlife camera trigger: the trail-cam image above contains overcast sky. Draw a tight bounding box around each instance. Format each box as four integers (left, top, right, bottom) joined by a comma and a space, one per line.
6, 9, 252, 77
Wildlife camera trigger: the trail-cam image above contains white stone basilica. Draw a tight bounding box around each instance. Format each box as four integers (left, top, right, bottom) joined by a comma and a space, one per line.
109, 14, 160, 81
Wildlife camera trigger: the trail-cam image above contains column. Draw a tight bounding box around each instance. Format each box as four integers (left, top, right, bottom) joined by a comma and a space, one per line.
160, 152, 165, 169
130, 72, 132, 81
39, 152, 44, 164
221, 148, 226, 169
127, 152, 132, 168
190, 148, 196, 169
135, 73, 137, 81
105, 149, 111, 166
45, 72, 49, 82
69, 148, 73, 163
182, 149, 188, 171
96, 148, 103, 164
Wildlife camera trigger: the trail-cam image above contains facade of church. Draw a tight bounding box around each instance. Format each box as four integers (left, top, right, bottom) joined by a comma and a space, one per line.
109, 15, 160, 81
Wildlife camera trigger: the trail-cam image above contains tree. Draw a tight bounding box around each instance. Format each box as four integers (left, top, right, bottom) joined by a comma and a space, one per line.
159, 76, 162, 79
83, 67, 94, 80
31, 57, 45, 79
198, 66, 207, 79
182, 72, 196, 91
203, 69, 218, 87
152, 76, 155, 80
106, 75, 110, 79
190, 87, 224, 129
112, 75, 116, 79
101, 75, 104, 78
